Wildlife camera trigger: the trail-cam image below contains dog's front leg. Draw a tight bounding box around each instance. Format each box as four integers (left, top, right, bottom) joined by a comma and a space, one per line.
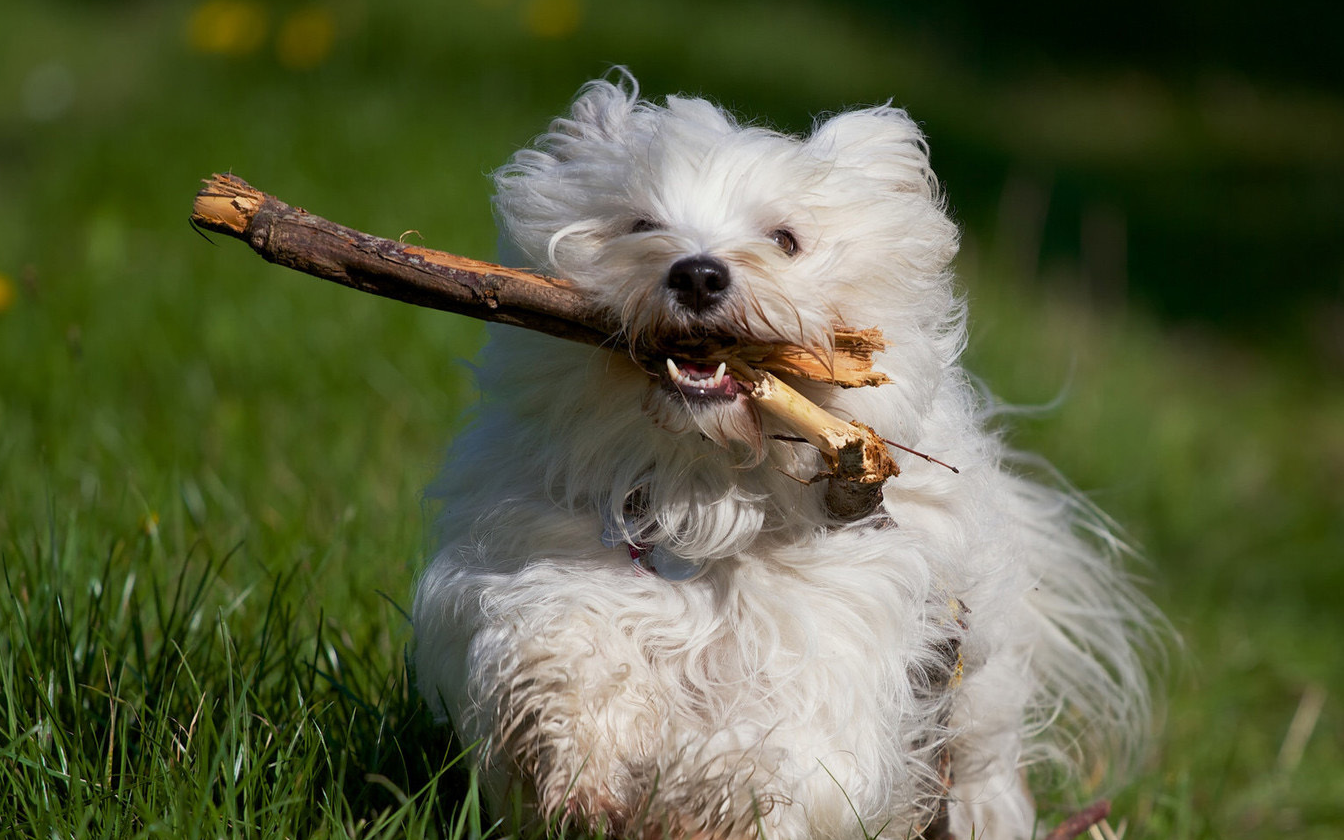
483, 599, 670, 833
424, 554, 721, 838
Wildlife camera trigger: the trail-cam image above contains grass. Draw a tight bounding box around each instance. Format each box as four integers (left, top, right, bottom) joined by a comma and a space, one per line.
3, 0, 1342, 837
0, 504, 472, 838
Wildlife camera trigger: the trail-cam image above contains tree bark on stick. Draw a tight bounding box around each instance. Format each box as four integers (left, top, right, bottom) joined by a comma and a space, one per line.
190, 173, 889, 387
192, 173, 619, 348
190, 173, 900, 520
1042, 800, 1112, 840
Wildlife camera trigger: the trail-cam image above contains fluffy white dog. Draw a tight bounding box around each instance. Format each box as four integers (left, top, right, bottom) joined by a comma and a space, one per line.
413, 73, 1155, 840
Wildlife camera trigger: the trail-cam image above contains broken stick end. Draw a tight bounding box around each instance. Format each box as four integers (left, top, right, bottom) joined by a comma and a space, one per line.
191, 173, 264, 237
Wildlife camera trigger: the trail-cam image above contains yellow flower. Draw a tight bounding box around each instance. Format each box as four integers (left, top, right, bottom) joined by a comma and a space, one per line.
276, 6, 337, 70
523, 0, 582, 39
186, 0, 268, 57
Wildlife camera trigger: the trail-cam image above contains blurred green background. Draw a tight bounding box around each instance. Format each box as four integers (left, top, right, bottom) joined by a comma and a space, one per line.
2, 0, 1342, 837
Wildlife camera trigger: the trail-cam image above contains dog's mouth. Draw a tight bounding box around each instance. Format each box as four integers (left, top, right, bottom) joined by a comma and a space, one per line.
660, 358, 745, 403
640, 353, 765, 449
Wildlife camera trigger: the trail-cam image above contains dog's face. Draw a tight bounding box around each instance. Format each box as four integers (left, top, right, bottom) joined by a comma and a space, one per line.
494, 78, 958, 447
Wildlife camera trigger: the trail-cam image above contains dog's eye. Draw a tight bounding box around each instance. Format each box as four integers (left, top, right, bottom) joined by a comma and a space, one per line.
769, 228, 799, 256
630, 218, 662, 234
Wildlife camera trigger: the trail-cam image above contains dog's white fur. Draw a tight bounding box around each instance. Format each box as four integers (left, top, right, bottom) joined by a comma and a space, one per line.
413, 74, 1155, 840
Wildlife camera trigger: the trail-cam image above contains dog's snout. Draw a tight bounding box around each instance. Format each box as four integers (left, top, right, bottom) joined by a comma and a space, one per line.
666, 255, 731, 314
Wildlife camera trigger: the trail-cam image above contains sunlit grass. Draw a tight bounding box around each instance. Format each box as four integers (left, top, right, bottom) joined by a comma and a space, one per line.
0, 497, 478, 838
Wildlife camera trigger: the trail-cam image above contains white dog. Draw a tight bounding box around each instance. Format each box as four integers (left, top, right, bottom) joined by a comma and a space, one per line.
413, 73, 1156, 840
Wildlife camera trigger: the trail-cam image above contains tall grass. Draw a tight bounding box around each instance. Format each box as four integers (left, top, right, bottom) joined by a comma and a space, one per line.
0, 494, 478, 838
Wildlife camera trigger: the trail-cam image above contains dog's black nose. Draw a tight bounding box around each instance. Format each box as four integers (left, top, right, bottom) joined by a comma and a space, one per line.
666, 255, 731, 314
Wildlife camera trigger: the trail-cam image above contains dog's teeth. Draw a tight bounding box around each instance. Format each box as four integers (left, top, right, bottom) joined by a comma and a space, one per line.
712, 362, 727, 388
666, 358, 680, 381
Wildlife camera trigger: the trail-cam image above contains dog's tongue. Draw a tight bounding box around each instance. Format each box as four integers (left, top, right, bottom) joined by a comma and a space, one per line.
679, 361, 718, 377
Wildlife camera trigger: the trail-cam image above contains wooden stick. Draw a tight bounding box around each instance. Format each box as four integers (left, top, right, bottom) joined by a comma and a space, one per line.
1042, 800, 1111, 840
189, 173, 888, 388
731, 363, 898, 521
192, 173, 618, 348
191, 173, 901, 520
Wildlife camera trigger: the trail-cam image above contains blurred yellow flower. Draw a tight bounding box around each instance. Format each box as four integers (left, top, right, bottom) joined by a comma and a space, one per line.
0, 272, 14, 312
277, 6, 337, 70
186, 0, 268, 56
524, 0, 581, 39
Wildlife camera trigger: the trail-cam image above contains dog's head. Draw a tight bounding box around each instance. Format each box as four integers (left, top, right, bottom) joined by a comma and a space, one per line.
494, 73, 959, 448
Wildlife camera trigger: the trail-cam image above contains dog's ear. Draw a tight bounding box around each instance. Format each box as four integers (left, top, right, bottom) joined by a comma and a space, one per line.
809, 107, 939, 198
542, 73, 641, 159
663, 94, 736, 135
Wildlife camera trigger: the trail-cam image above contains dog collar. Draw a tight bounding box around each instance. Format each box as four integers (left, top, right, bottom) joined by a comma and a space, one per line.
600, 509, 706, 582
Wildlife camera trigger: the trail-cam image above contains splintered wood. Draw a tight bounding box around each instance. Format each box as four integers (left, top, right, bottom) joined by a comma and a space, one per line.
190, 173, 900, 520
